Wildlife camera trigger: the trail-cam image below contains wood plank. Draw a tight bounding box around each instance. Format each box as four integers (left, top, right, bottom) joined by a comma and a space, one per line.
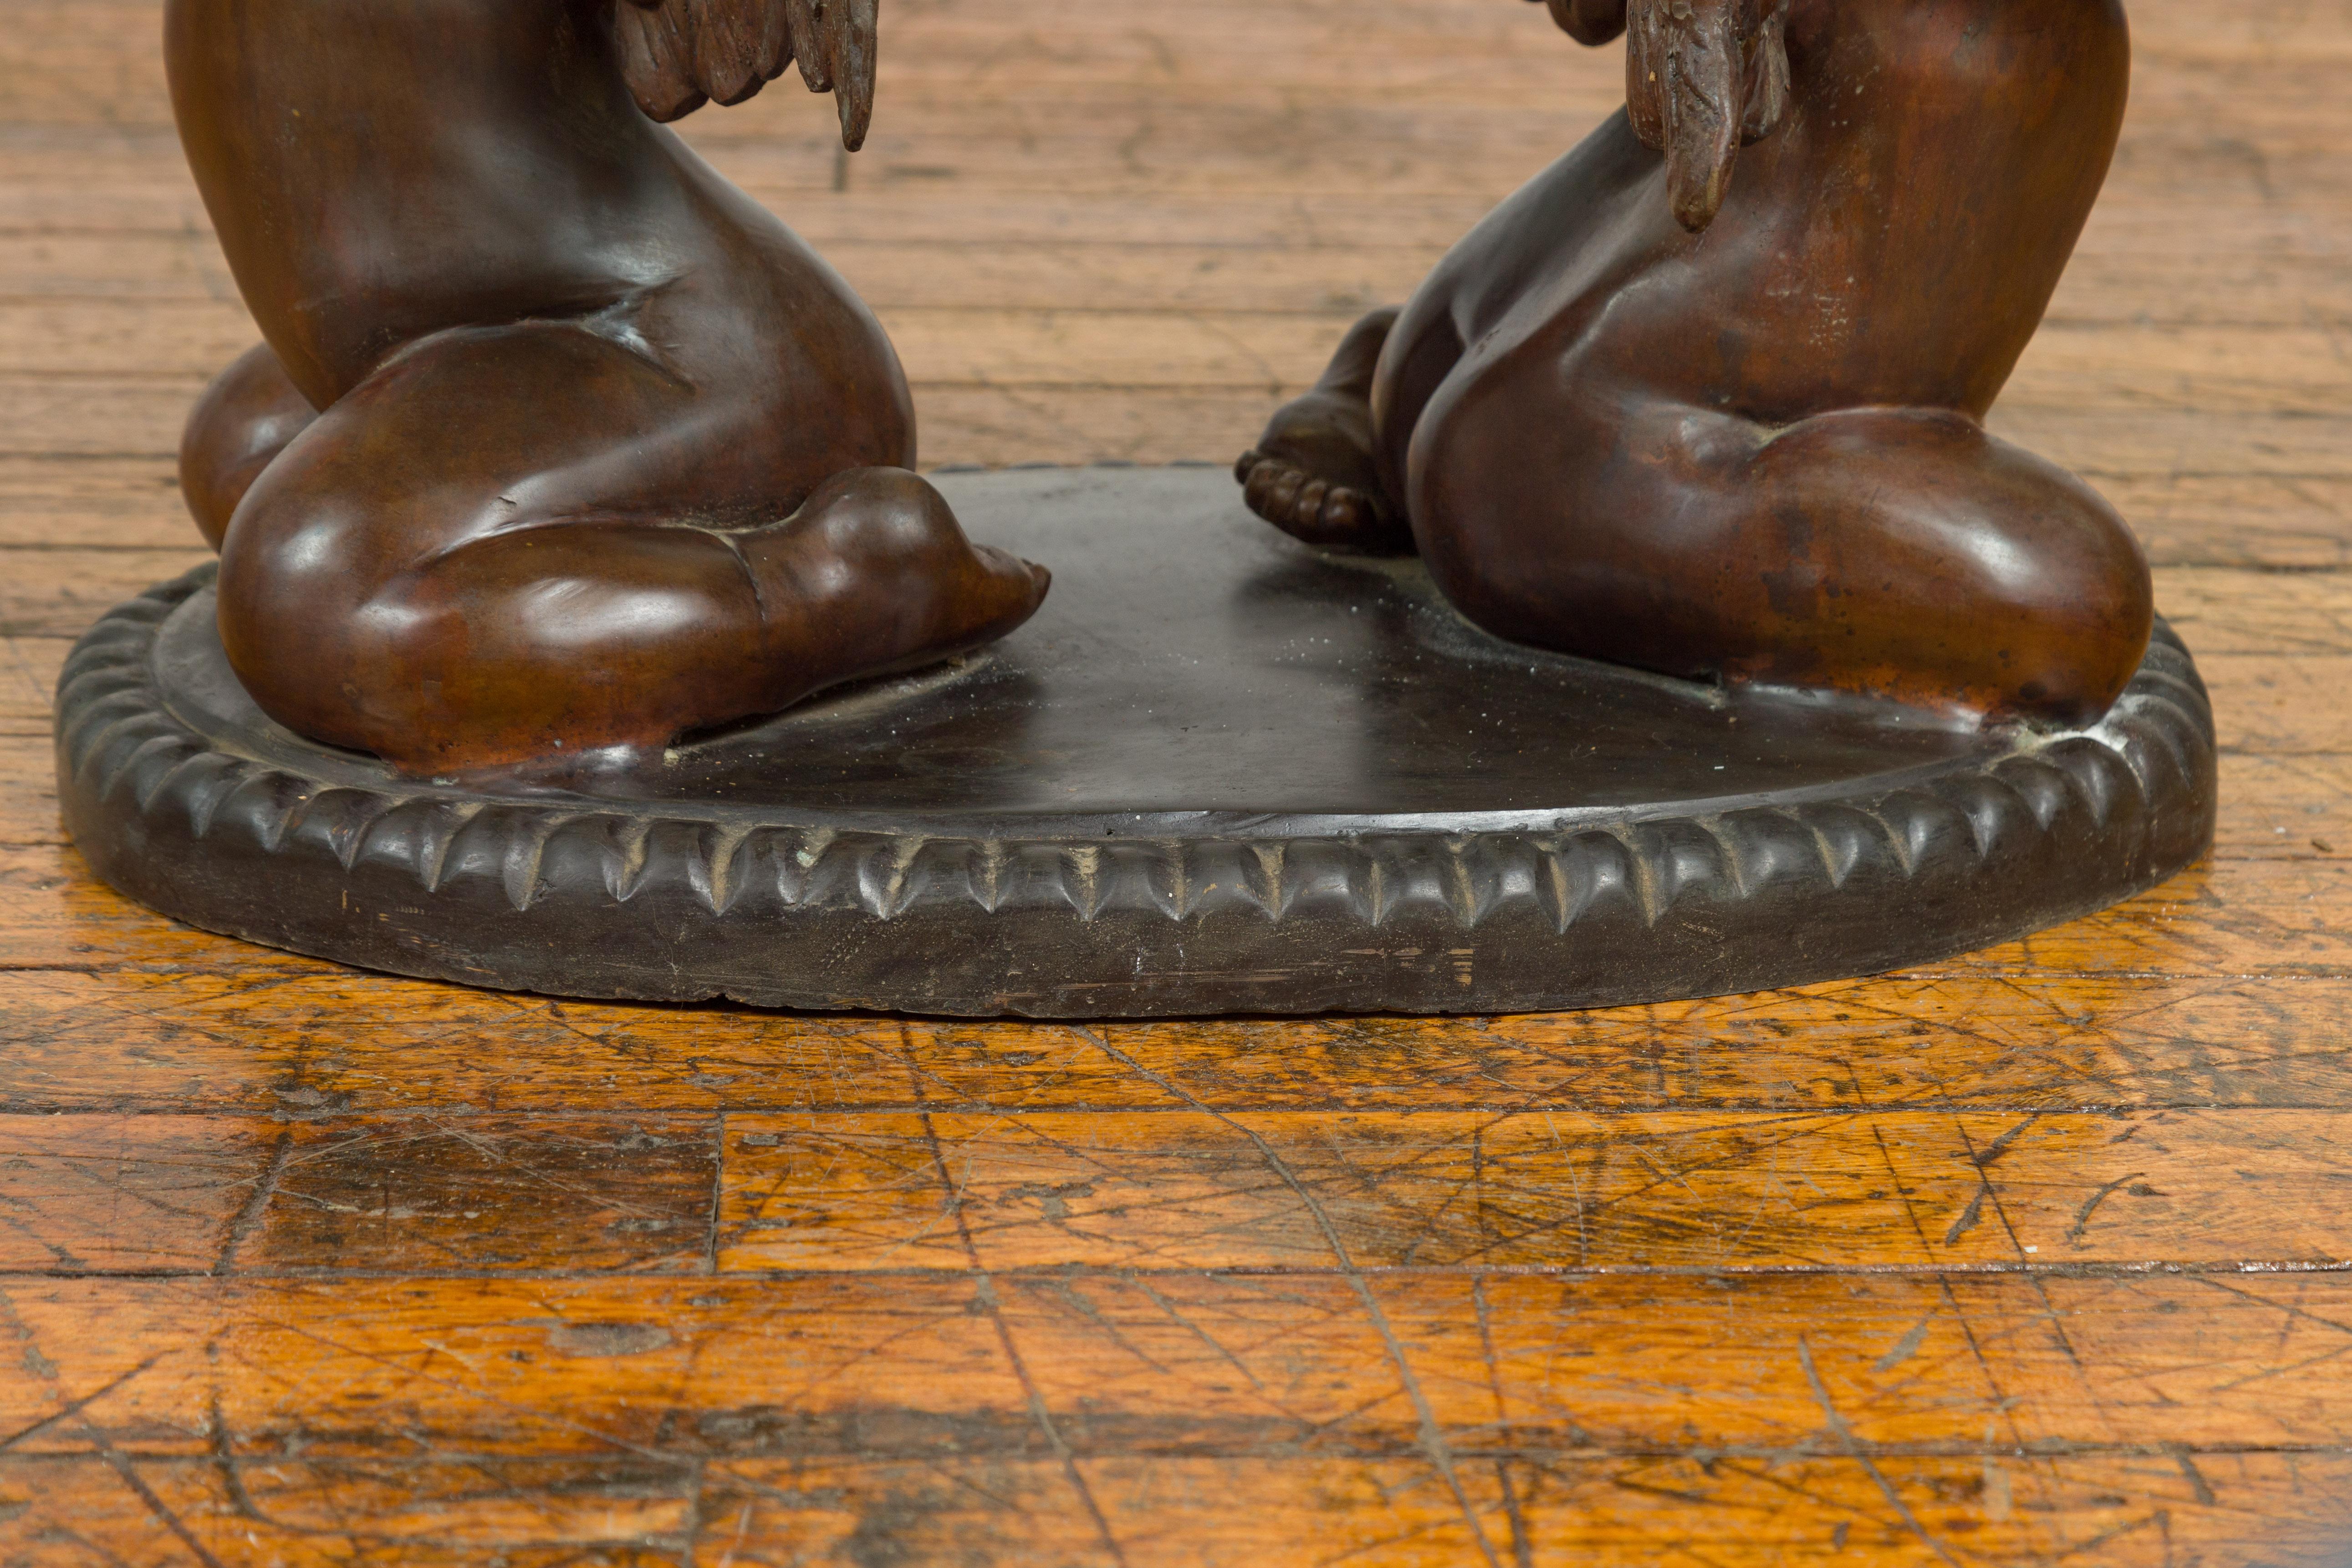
0, 1113, 267, 1272
2204, 654, 2352, 753
0, 1458, 695, 1563
2102, 474, 2352, 570
0, 58, 2339, 226
13, 1106, 2352, 1280
4, 0, 2346, 123
715, 1106, 2352, 1273
0, 968, 2348, 1119
11, 1104, 2352, 1280
2151, 566, 2352, 655
0, 1449, 2340, 1565
249, 1116, 719, 1277
0, 167, 2340, 255
2221, 754, 2352, 855
3, 1272, 2352, 1465
0, 545, 207, 635
0, 456, 190, 551
0, 639, 61, 735
0, 377, 192, 458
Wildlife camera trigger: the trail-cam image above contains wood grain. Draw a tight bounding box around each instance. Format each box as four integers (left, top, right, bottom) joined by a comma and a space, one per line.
0, 0, 2344, 1559
4, 1276, 2352, 1562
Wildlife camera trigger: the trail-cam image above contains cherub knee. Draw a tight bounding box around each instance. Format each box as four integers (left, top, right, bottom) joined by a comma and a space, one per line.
1749, 413, 2154, 725
1928, 486, 2153, 726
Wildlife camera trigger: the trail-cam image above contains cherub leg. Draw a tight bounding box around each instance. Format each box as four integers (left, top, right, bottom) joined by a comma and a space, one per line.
220, 322, 1046, 776
1411, 377, 2154, 727
181, 343, 317, 551
1236, 307, 1414, 553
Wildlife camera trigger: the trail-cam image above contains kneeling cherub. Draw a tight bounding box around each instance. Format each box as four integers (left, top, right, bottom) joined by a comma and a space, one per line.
1240, 0, 2150, 728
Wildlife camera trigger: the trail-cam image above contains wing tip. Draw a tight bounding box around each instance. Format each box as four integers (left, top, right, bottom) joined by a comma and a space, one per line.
617, 0, 877, 147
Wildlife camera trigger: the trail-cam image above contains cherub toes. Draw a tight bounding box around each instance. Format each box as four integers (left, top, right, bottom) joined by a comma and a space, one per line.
171, 0, 1049, 776
1239, 0, 2151, 728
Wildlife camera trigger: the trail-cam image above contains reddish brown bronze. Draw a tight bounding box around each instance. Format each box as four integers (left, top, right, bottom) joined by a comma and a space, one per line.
167, 0, 1048, 777
1240, 0, 2152, 729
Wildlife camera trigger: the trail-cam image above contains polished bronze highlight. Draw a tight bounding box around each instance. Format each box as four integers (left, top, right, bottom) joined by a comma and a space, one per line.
1241, 0, 2150, 730
168, 0, 1047, 776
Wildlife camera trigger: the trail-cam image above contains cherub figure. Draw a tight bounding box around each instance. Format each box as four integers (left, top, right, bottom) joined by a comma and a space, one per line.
169, 0, 1049, 776
1237, 0, 2151, 727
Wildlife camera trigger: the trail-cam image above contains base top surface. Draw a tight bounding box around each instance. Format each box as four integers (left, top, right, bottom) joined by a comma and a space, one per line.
156, 465, 2000, 832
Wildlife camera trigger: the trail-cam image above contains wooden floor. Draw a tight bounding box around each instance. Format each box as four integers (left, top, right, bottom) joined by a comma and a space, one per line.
0, 0, 2347, 1561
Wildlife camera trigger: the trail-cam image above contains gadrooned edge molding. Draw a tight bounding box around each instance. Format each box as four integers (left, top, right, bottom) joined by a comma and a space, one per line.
55, 556, 2218, 1017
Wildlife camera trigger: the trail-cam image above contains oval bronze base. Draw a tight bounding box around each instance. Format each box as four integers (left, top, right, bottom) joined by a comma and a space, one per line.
56, 467, 2215, 1018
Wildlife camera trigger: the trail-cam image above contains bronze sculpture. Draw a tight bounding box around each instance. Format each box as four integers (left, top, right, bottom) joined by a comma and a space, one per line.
1240, 0, 2150, 730
168, 0, 1050, 777
53, 0, 2215, 1018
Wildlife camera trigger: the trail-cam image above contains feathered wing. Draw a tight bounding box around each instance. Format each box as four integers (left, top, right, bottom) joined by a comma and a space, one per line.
1619, 0, 1791, 232
615, 0, 879, 150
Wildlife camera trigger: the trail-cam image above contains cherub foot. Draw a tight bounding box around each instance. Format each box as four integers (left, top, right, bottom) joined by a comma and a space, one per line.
1237, 307, 1415, 555
760, 466, 1053, 690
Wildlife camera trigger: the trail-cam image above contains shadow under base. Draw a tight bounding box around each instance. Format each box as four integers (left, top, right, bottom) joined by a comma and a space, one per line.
56, 466, 2216, 1018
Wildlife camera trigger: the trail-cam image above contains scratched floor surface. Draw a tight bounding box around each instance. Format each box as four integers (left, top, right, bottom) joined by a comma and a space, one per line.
0, 0, 2349, 1562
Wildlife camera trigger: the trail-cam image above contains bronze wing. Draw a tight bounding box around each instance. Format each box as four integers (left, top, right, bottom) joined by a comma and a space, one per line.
1623, 0, 1790, 231
614, 0, 879, 150
1532, 0, 1789, 233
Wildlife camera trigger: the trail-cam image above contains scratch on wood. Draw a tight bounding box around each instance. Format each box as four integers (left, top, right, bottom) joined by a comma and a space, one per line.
917, 1108, 1129, 1568
1131, 1277, 1275, 1404
1969, 1115, 2041, 1168
2170, 1444, 2219, 1506
1077, 1026, 1508, 1568
212, 1129, 292, 1275
1796, 1337, 1962, 1568
0, 1355, 161, 1455
1872, 1315, 1934, 1374
705, 1109, 725, 1275
1942, 1185, 1990, 1247
2067, 1171, 2149, 1246
87, 1419, 226, 1568
1474, 1275, 1538, 1568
